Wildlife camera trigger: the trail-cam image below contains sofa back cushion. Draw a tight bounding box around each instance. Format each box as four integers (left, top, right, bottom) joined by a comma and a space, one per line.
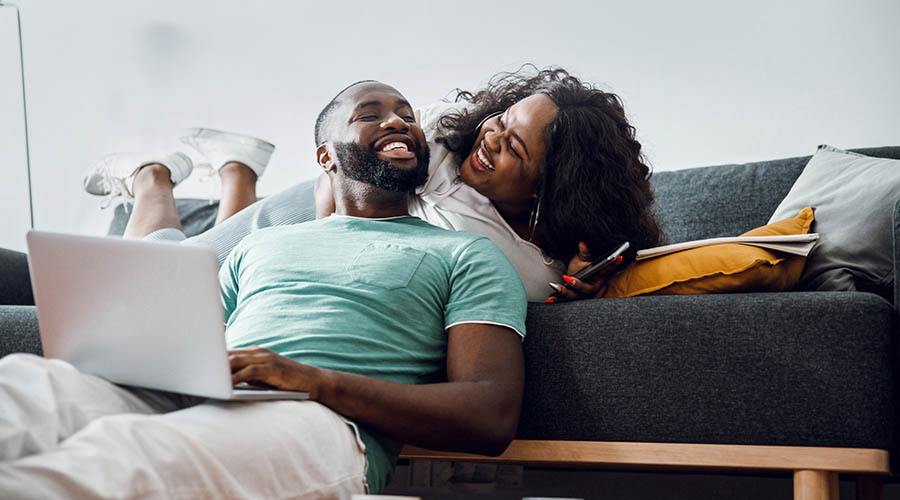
651, 146, 900, 244
651, 156, 808, 244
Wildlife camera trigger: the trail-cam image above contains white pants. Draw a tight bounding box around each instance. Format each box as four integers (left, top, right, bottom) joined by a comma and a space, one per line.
0, 354, 367, 499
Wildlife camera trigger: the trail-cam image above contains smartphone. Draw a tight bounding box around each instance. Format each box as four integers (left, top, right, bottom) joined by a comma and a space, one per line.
550, 241, 630, 297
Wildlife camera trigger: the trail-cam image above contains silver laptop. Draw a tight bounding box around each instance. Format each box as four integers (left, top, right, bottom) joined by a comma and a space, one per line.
26, 230, 308, 401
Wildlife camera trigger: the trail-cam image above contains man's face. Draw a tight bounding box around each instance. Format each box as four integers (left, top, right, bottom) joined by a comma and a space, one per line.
327, 83, 429, 192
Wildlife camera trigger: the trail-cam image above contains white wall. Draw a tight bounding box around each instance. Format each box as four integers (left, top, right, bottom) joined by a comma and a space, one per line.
1, 0, 898, 252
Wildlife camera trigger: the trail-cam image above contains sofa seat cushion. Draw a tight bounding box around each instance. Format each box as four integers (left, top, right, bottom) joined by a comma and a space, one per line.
3, 295, 893, 452
519, 292, 893, 449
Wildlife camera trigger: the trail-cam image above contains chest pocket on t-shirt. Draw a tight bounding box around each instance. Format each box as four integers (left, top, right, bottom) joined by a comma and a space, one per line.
346, 243, 426, 290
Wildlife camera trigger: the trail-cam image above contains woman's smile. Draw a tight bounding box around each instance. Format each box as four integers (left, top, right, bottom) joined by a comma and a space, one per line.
471, 143, 495, 172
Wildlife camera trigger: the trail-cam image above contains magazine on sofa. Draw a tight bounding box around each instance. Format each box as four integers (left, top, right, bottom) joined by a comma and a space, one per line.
635, 234, 819, 261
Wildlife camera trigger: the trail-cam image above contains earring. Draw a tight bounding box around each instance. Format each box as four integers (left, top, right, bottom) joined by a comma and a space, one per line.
527, 196, 541, 242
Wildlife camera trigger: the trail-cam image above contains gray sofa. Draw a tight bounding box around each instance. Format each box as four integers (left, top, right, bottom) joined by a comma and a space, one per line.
2, 147, 899, 492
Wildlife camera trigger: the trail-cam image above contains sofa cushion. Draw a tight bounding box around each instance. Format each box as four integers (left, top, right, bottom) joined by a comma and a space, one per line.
519, 292, 893, 449
598, 207, 813, 297
770, 145, 900, 296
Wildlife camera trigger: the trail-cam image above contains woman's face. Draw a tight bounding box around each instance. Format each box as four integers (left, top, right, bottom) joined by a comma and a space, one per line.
459, 93, 558, 207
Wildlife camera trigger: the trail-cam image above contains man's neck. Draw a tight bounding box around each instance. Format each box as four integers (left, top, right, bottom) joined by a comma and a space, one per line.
332, 177, 410, 219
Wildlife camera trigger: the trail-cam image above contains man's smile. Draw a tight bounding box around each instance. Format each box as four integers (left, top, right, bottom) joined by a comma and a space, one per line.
374, 134, 417, 161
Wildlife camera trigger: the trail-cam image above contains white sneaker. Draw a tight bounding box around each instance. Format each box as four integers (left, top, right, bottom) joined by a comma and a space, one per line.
179, 128, 275, 178
82, 151, 193, 208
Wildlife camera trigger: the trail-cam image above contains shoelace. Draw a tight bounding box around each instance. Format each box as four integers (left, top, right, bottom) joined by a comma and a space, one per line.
97, 161, 135, 212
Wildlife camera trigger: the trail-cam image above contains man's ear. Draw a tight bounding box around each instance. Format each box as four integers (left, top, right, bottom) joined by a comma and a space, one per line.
316, 143, 336, 173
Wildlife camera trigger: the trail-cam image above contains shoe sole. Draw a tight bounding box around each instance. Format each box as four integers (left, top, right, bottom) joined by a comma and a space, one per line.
180, 128, 275, 152
155, 151, 194, 185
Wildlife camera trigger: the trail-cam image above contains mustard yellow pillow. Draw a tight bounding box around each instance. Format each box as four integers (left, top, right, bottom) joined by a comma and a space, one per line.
597, 207, 814, 298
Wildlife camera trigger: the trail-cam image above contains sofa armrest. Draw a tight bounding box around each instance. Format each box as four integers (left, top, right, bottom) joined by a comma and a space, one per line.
0, 248, 33, 305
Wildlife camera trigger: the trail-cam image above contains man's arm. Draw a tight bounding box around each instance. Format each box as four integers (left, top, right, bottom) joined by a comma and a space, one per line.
229, 322, 524, 456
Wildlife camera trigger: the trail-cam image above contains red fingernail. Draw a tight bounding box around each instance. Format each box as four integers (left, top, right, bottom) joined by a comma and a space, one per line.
615, 256, 624, 264
562, 275, 576, 284
544, 297, 557, 304
579, 241, 587, 247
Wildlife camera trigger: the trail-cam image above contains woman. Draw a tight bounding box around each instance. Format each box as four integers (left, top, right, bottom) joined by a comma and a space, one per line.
11, 66, 661, 303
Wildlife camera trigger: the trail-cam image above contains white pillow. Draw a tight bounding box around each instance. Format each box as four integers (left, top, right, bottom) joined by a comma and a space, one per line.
769, 145, 900, 294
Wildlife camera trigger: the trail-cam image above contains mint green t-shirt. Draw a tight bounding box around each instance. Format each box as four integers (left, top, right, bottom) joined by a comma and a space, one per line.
219, 215, 527, 493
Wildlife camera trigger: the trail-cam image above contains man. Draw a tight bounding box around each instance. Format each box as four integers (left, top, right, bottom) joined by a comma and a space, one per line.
0, 81, 527, 498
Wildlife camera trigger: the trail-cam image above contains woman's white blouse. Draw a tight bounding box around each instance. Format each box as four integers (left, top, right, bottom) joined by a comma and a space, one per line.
409, 101, 565, 302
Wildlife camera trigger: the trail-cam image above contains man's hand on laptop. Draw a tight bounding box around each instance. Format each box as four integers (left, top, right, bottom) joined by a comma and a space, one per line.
229, 346, 328, 398
232, 324, 524, 456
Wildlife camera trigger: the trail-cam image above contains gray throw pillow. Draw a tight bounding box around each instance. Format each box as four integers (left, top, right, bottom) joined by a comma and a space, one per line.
768, 145, 900, 295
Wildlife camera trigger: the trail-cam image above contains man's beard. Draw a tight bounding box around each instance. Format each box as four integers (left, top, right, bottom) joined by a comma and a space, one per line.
334, 141, 430, 192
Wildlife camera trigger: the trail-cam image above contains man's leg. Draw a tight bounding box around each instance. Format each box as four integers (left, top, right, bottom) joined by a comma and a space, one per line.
0, 354, 185, 461
0, 400, 368, 499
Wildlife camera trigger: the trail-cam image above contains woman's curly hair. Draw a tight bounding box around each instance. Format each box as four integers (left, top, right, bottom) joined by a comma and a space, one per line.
437, 65, 664, 263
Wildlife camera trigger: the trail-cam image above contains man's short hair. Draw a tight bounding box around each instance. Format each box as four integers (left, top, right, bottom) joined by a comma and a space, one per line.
314, 80, 378, 145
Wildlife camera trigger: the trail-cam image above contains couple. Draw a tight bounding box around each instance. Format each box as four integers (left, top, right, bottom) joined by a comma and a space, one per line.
0, 69, 661, 498
85, 66, 662, 303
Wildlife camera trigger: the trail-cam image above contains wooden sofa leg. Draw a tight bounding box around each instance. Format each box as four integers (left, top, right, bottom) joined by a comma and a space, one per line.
856, 475, 884, 500
793, 470, 838, 500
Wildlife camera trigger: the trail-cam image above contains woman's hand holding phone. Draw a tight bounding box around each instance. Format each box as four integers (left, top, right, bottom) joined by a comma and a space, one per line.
546, 241, 628, 303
